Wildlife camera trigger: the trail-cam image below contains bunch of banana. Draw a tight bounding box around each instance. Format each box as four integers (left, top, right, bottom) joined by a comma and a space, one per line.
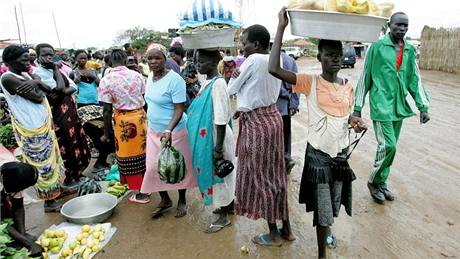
106, 180, 129, 197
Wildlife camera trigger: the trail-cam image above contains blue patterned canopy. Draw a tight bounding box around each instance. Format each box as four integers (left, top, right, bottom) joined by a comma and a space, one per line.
180, 0, 241, 28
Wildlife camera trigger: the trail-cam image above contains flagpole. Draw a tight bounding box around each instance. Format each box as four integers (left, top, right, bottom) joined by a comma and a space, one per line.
20, 2, 27, 44
14, 6, 22, 44
52, 11, 62, 48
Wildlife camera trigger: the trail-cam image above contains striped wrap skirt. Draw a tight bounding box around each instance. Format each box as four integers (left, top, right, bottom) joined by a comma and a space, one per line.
234, 104, 288, 223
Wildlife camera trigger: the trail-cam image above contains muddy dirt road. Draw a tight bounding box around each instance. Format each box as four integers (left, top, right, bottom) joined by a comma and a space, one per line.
26, 58, 460, 259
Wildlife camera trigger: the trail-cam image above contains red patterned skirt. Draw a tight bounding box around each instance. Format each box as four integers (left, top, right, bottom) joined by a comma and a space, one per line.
234, 104, 288, 223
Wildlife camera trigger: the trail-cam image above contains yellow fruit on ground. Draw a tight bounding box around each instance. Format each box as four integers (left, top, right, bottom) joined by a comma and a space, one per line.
61, 248, 72, 257
99, 234, 105, 241
80, 238, 87, 245
44, 229, 54, 238
69, 241, 78, 250
56, 230, 66, 238
82, 232, 89, 238
93, 239, 100, 246
94, 224, 103, 232
91, 244, 100, 252
49, 238, 59, 248
76, 233, 84, 241
41, 238, 50, 248
82, 225, 91, 233
86, 240, 94, 248
93, 232, 101, 239
50, 246, 60, 254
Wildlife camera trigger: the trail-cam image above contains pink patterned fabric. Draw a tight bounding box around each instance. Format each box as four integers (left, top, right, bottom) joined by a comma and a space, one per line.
98, 66, 145, 110
140, 127, 196, 193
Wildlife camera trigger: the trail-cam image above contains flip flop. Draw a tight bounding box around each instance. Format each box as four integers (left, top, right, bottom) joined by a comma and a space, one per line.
151, 204, 172, 219
205, 220, 231, 234
129, 194, 150, 204
327, 233, 337, 249
252, 233, 282, 247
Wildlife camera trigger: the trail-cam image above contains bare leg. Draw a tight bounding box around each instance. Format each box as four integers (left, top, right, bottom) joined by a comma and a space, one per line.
175, 189, 187, 218
316, 226, 329, 259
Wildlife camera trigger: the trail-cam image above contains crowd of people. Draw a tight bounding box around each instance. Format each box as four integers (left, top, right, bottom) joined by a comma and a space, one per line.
0, 7, 430, 259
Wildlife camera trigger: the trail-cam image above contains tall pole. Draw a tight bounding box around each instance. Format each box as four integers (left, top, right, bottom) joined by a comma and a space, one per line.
20, 2, 27, 44
52, 11, 62, 48
14, 6, 22, 44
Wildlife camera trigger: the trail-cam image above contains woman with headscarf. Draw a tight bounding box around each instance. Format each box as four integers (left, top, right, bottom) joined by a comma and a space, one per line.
70, 49, 100, 108
141, 43, 196, 218
0, 45, 65, 212
34, 43, 91, 186
187, 49, 236, 233
99, 49, 149, 203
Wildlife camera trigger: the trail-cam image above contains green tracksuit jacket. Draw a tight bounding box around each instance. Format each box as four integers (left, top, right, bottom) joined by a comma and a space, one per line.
354, 33, 430, 121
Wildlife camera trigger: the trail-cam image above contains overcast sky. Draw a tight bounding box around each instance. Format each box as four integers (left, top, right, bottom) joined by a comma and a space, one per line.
1, 0, 459, 49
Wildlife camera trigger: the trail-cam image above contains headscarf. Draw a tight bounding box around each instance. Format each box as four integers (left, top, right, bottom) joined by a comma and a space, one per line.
146, 43, 167, 59
2, 45, 28, 64
28, 48, 36, 55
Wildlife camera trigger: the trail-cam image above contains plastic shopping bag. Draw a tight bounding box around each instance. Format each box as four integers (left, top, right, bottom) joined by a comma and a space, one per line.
158, 145, 186, 184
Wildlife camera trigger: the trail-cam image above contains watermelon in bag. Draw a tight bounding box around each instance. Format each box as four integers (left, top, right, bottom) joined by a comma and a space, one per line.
158, 145, 186, 184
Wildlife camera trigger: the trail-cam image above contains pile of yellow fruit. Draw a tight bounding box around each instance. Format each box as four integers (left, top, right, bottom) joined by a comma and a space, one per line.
37, 224, 106, 259
36, 229, 68, 258
68, 224, 106, 259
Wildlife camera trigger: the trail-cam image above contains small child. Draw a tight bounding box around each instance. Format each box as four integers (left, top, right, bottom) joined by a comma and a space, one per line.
268, 7, 367, 259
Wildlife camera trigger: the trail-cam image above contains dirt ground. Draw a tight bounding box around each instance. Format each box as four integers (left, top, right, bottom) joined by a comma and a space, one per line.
26, 58, 460, 259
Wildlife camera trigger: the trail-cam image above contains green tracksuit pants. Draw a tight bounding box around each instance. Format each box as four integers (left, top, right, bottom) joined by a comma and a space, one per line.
369, 120, 403, 187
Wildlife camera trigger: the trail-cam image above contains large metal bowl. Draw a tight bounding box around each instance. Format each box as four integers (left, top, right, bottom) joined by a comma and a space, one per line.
60, 193, 118, 224
287, 9, 388, 43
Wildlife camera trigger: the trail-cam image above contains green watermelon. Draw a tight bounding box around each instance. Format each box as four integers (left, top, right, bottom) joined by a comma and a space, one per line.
158, 146, 186, 184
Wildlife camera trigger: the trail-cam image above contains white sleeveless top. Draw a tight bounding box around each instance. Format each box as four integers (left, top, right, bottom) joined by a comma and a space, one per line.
0, 72, 48, 130
307, 76, 350, 158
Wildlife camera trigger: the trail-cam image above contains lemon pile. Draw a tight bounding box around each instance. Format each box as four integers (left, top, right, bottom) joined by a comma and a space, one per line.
67, 224, 106, 259
36, 229, 68, 258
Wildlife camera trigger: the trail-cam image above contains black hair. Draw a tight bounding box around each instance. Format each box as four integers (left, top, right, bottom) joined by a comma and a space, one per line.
104, 54, 111, 64
225, 49, 231, 55
1, 162, 38, 193
123, 43, 131, 50
390, 12, 408, 24
243, 24, 270, 50
74, 49, 88, 59
111, 49, 127, 64
35, 43, 54, 55
169, 45, 185, 58
186, 49, 195, 60
318, 39, 343, 53
2, 45, 28, 64
197, 49, 221, 63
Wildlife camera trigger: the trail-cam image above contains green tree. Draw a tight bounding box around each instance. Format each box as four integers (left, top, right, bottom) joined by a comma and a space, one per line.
114, 27, 171, 53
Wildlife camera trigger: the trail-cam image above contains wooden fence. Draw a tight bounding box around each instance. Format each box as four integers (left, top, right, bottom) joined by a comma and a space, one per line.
419, 26, 460, 74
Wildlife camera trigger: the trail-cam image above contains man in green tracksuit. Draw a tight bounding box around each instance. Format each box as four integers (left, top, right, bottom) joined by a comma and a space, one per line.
351, 12, 430, 204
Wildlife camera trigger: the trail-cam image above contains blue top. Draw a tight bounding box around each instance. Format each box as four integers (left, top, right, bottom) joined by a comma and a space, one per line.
276, 52, 300, 116
74, 69, 98, 104
145, 70, 187, 132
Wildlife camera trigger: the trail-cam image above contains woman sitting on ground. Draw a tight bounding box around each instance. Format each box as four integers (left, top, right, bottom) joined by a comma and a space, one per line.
268, 7, 367, 259
1, 157, 43, 257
